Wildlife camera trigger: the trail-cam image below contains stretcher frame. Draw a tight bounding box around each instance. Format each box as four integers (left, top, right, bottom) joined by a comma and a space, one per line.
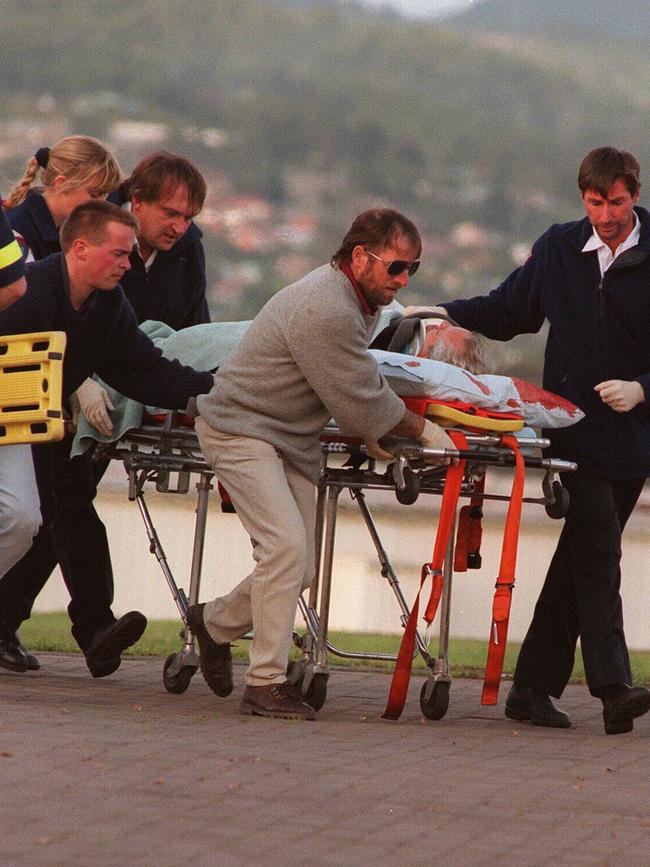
96, 412, 576, 713
292, 432, 575, 717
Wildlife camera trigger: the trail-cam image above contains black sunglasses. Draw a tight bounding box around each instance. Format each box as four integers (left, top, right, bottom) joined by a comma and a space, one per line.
365, 249, 420, 277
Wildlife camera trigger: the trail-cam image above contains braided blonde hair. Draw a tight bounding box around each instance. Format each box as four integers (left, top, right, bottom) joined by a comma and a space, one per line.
5, 135, 122, 209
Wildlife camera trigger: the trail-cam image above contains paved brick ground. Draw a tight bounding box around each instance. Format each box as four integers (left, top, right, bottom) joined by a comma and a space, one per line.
1, 654, 649, 866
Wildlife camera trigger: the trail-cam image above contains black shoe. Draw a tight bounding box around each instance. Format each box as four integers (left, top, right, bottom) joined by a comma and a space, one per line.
504, 683, 572, 729
186, 603, 233, 697
602, 684, 650, 735
0, 621, 28, 673
84, 611, 147, 679
15, 635, 40, 671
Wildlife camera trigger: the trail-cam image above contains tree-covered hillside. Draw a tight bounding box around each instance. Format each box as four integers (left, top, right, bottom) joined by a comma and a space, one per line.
5, 0, 650, 211
2, 0, 649, 377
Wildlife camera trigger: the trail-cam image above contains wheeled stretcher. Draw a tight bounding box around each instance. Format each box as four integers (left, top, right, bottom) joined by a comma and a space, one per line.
96, 402, 576, 718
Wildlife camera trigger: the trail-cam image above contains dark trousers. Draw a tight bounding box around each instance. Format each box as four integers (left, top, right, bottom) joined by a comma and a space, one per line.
0, 437, 114, 651
514, 466, 644, 698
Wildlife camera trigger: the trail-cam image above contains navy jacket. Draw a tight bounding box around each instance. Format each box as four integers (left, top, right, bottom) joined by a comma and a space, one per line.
109, 187, 210, 329
8, 190, 60, 261
0, 254, 214, 410
443, 207, 650, 480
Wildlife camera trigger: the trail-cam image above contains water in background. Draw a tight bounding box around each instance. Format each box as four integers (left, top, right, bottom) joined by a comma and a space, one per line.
34, 463, 650, 650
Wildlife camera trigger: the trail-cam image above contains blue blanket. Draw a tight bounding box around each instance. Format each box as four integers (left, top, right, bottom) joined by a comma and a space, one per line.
71, 303, 407, 456
71, 319, 251, 456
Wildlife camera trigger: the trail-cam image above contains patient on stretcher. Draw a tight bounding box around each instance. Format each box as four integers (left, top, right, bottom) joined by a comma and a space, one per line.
72, 312, 582, 457
369, 308, 490, 375
418, 320, 489, 375
366, 316, 491, 460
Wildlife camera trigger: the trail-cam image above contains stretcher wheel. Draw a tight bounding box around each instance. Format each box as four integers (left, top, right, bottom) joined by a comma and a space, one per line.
163, 653, 196, 694
395, 466, 420, 505
287, 660, 329, 711
545, 481, 569, 519
420, 680, 450, 720
304, 673, 328, 712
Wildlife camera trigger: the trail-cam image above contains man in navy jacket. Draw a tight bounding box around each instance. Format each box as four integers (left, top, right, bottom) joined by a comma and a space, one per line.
0, 201, 213, 676
111, 150, 210, 331
435, 147, 650, 734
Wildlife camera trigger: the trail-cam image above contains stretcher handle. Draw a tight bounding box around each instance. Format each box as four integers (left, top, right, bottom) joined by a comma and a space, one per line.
400, 445, 577, 473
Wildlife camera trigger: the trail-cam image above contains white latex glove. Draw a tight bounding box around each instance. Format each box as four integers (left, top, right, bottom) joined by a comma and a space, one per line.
594, 379, 645, 413
68, 391, 81, 433
419, 418, 455, 463
74, 378, 115, 436
365, 440, 396, 461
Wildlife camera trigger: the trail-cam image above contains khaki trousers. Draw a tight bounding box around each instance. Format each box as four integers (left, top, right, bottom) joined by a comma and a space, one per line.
195, 417, 316, 686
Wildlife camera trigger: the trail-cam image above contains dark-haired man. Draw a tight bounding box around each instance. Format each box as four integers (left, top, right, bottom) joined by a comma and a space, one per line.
80, 151, 210, 433
429, 147, 650, 734
115, 150, 209, 330
0, 201, 214, 676
187, 208, 454, 720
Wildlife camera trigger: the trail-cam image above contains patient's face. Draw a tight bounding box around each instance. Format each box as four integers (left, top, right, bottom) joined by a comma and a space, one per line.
356, 235, 419, 310
418, 320, 489, 374
419, 321, 473, 358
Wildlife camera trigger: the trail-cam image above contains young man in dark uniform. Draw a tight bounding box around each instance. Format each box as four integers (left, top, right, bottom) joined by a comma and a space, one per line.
0, 201, 213, 677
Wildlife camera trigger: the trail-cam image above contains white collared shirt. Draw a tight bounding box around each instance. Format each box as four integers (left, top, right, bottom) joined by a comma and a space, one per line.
582, 213, 640, 277
124, 201, 158, 272
141, 247, 158, 273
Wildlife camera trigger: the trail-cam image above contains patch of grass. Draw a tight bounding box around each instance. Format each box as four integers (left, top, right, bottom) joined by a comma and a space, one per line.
20, 612, 650, 685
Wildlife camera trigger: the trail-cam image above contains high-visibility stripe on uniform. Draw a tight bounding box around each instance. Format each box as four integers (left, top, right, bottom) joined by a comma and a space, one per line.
0, 237, 23, 269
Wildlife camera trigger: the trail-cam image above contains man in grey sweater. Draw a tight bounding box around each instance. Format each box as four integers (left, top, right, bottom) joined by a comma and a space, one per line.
189, 208, 452, 719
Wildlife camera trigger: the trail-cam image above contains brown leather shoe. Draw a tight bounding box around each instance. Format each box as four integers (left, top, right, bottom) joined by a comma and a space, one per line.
186, 603, 233, 697
240, 681, 316, 720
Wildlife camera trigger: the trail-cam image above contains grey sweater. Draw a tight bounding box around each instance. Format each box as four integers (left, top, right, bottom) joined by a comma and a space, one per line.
197, 264, 405, 480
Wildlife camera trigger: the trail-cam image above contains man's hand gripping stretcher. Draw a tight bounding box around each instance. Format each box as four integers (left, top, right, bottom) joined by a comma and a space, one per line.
366, 418, 455, 465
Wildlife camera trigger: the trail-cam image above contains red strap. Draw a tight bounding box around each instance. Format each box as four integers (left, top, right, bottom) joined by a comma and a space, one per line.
481, 435, 525, 705
422, 453, 466, 623
454, 506, 471, 572
453, 475, 485, 572
382, 430, 467, 720
217, 481, 237, 514
380, 561, 431, 721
